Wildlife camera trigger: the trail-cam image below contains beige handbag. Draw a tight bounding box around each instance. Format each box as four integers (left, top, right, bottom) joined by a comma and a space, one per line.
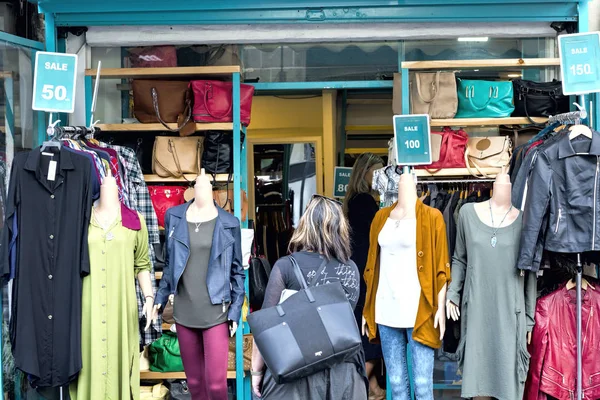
152, 136, 204, 178
140, 383, 169, 400
465, 136, 512, 178
410, 72, 458, 119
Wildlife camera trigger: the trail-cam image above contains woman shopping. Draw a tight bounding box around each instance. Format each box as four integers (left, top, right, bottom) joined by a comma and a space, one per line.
250, 195, 368, 400
343, 153, 386, 400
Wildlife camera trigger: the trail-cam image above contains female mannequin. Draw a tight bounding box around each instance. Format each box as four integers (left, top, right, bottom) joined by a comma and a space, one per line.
154, 169, 244, 400
70, 172, 154, 400
446, 168, 536, 400
363, 171, 450, 400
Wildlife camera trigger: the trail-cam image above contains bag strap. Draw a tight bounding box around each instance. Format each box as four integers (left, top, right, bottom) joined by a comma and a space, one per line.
466, 85, 495, 111
151, 88, 192, 133
204, 82, 234, 120
153, 138, 203, 182
415, 71, 440, 104
288, 256, 308, 290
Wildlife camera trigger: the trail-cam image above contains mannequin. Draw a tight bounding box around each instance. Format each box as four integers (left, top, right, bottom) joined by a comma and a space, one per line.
446, 167, 536, 400
70, 171, 154, 400
154, 168, 245, 400
363, 170, 450, 400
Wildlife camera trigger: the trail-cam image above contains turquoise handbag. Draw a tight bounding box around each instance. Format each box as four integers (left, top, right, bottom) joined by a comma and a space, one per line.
456, 79, 514, 118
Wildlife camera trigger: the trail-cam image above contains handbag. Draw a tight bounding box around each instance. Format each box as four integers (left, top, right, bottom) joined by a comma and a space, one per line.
202, 131, 245, 175
140, 384, 169, 400
96, 131, 160, 174
148, 186, 186, 228
165, 380, 191, 400
213, 189, 248, 222
247, 256, 362, 384
415, 127, 468, 170
190, 80, 255, 126
129, 46, 177, 68
512, 79, 570, 120
132, 80, 194, 135
410, 72, 458, 119
249, 255, 272, 310
148, 331, 184, 372
227, 334, 253, 371
464, 136, 512, 178
455, 79, 515, 118
152, 136, 204, 179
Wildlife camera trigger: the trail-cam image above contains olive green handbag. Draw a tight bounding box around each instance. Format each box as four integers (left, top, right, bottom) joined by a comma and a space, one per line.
148, 331, 184, 372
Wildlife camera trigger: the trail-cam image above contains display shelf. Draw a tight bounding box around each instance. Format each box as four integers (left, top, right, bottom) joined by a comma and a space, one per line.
345, 125, 393, 132
140, 370, 238, 380
345, 148, 388, 155
414, 168, 500, 178
346, 98, 392, 105
97, 123, 234, 132
144, 174, 231, 183
430, 117, 548, 127
85, 66, 241, 79
401, 58, 560, 70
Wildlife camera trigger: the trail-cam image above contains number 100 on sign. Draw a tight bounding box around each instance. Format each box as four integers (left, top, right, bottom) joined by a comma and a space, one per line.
392, 114, 432, 166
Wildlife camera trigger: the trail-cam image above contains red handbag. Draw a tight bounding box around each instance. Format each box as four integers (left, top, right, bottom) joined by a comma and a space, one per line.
416, 127, 468, 170
129, 46, 177, 68
190, 80, 255, 126
148, 186, 186, 228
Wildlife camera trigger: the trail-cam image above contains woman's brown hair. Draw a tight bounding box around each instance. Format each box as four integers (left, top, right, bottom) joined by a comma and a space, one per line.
342, 152, 384, 215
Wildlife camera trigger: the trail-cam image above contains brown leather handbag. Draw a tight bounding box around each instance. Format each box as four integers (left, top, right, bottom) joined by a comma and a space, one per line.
410, 72, 458, 119
213, 189, 248, 222
132, 80, 194, 135
152, 136, 204, 178
465, 136, 512, 178
227, 334, 253, 371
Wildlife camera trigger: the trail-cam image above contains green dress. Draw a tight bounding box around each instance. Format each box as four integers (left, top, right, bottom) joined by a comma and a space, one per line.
70, 210, 151, 400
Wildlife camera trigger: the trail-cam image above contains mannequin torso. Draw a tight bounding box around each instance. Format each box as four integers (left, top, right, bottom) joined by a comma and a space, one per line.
94, 173, 120, 229
473, 171, 519, 229
186, 171, 218, 223
390, 173, 417, 220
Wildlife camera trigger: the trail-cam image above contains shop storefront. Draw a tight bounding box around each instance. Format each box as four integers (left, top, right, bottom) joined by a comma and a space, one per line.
1, 1, 597, 399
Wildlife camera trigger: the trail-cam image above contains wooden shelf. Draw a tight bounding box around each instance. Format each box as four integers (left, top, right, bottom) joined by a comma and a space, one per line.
430, 117, 548, 127
140, 370, 238, 380
414, 168, 500, 178
346, 125, 393, 132
346, 99, 392, 105
345, 148, 388, 155
144, 174, 231, 183
97, 123, 234, 132
401, 58, 560, 70
86, 66, 241, 79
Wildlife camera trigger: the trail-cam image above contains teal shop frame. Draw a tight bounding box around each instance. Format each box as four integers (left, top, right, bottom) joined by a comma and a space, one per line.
23, 0, 594, 399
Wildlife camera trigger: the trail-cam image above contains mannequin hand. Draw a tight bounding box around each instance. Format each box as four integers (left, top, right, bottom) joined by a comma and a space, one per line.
229, 321, 238, 337
434, 305, 446, 340
152, 304, 161, 321
446, 300, 460, 321
361, 317, 368, 337
527, 332, 532, 345
143, 298, 155, 331
252, 374, 263, 398
168, 294, 174, 305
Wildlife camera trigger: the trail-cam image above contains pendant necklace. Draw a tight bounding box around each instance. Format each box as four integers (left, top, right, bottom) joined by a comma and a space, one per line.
194, 222, 202, 233
489, 202, 513, 248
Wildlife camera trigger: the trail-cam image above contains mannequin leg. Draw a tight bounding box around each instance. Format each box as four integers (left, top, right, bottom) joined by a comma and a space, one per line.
201, 323, 229, 400
177, 324, 209, 399
378, 324, 411, 400
407, 328, 434, 400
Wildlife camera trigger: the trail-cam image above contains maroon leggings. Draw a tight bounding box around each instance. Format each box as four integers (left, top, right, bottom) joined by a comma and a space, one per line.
176, 322, 229, 400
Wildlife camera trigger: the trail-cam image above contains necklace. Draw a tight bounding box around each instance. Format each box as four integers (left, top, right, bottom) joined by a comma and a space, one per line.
193, 222, 202, 233
489, 201, 513, 248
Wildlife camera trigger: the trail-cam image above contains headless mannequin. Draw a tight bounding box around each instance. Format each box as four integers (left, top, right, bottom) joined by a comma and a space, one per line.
153, 169, 237, 336
96, 172, 155, 330
446, 167, 528, 400
363, 172, 447, 338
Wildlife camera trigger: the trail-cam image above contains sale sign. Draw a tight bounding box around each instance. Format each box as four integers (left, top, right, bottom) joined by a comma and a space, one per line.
558, 32, 600, 95
32, 52, 78, 113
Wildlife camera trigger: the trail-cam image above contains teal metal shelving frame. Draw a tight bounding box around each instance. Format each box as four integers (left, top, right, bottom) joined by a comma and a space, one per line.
4, 1, 591, 399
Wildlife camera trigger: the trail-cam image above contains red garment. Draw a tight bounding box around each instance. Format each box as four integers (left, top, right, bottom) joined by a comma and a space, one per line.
525, 286, 600, 400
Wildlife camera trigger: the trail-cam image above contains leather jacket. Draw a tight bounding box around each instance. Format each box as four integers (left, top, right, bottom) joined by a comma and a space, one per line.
525, 286, 600, 400
518, 131, 600, 271
156, 201, 245, 322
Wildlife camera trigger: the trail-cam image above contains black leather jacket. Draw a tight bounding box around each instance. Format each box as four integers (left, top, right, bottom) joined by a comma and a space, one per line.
518, 131, 600, 271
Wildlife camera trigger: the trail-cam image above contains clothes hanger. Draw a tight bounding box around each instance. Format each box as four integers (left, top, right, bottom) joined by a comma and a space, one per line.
568, 103, 592, 140
40, 118, 62, 152
566, 277, 594, 291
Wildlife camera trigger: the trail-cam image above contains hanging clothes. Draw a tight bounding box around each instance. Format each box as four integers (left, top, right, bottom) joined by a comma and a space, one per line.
1, 147, 94, 387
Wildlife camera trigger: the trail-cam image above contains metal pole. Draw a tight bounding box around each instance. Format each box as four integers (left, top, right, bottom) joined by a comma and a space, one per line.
576, 253, 582, 400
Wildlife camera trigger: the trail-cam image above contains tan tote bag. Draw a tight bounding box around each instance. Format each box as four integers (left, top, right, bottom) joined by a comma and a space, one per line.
464, 136, 512, 178
410, 72, 458, 119
152, 136, 204, 178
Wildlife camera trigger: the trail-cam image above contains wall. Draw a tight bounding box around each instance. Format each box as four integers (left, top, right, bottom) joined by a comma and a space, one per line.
591, 0, 600, 31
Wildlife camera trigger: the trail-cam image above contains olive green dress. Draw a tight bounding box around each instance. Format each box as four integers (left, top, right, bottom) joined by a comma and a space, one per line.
70, 210, 151, 400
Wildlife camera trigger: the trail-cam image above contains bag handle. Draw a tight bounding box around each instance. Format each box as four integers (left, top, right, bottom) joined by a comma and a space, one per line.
151, 88, 192, 132
466, 85, 495, 112
204, 82, 234, 120
289, 256, 328, 289
415, 72, 441, 104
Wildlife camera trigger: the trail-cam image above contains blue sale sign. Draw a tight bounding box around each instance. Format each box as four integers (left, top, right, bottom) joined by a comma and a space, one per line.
392, 114, 432, 166
558, 32, 600, 95
32, 52, 78, 113
333, 167, 353, 198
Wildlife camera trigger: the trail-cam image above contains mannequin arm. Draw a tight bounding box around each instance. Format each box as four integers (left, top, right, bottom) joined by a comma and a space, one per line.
524, 270, 538, 344
137, 270, 155, 330
446, 210, 467, 320
434, 283, 447, 340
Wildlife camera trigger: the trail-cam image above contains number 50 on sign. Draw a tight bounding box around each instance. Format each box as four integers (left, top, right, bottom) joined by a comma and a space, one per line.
32, 52, 78, 113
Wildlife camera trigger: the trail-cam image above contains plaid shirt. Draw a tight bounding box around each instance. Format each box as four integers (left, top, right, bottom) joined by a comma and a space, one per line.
102, 143, 162, 345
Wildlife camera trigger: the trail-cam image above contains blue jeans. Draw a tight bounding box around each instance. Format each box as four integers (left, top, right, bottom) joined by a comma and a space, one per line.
378, 325, 434, 400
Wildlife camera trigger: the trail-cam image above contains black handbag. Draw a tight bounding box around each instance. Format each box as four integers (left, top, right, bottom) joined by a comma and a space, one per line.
97, 131, 167, 174
247, 256, 362, 384
249, 256, 272, 310
512, 79, 570, 121
201, 131, 245, 178
165, 380, 191, 400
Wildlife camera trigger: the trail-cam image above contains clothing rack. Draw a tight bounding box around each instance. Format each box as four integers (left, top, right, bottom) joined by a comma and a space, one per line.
417, 178, 495, 184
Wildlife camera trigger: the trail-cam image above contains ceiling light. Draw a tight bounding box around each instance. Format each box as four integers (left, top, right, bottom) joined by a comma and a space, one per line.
457, 37, 489, 42
508, 73, 522, 78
